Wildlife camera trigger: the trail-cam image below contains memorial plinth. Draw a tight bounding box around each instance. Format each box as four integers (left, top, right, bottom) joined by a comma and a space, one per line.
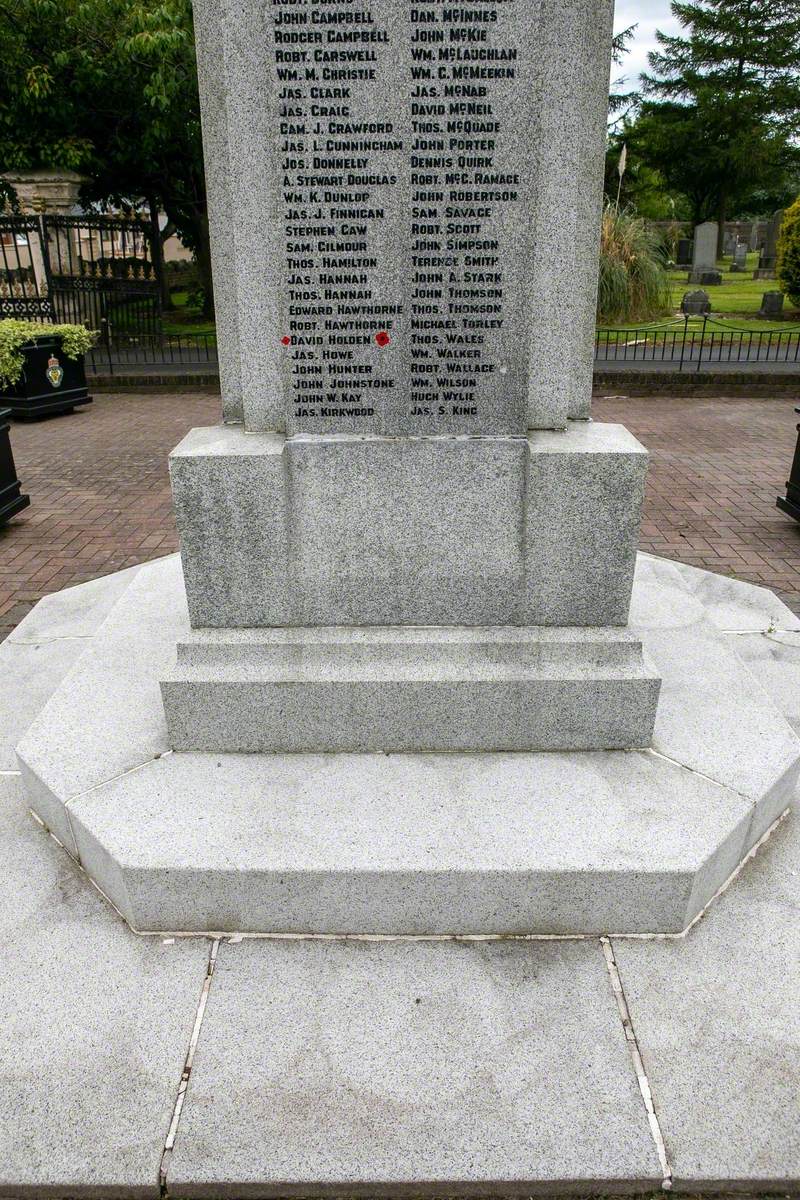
16, 0, 799, 936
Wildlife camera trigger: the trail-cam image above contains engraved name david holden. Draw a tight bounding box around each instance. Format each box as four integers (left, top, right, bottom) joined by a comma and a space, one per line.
270, 0, 526, 430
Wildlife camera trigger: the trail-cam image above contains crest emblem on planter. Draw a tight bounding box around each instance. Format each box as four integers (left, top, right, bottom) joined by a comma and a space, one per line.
45, 355, 64, 388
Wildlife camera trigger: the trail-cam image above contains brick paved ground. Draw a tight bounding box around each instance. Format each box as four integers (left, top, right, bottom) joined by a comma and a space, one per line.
1, 390, 799, 640
0, 392, 218, 641
597, 392, 800, 614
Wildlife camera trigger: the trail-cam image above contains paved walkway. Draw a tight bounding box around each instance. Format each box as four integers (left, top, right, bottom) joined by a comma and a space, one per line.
0, 559, 798, 1194
598, 393, 800, 614
1, 391, 799, 639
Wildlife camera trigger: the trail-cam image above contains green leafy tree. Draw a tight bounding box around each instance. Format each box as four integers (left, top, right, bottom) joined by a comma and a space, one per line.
643, 0, 800, 253
0, 0, 213, 316
777, 196, 800, 305
623, 99, 798, 227
605, 122, 692, 221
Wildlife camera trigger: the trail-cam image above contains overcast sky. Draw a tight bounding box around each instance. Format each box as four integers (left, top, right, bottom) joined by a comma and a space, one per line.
613, 0, 683, 86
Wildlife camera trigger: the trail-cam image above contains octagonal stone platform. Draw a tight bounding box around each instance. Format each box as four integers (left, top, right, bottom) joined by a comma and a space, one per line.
13, 553, 800, 936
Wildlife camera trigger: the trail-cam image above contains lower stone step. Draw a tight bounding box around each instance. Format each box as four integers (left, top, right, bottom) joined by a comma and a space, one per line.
160, 626, 662, 752
60, 744, 756, 936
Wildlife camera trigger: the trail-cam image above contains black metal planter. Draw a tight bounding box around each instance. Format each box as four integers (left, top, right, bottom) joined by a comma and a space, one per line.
0, 337, 92, 419
777, 408, 800, 523
0, 407, 30, 525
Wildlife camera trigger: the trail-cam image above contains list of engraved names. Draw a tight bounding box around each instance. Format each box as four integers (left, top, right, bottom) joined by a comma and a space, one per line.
270, 0, 532, 433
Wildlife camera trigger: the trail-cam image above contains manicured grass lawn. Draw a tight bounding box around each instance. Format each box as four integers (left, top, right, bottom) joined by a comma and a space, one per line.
598, 253, 800, 334
668, 251, 799, 320
162, 290, 216, 337
597, 317, 799, 342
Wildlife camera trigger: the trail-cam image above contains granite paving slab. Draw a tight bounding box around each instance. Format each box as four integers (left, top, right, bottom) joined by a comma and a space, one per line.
638, 553, 800, 633
8, 564, 143, 644
0, 774, 210, 1198
612, 808, 800, 1191
167, 938, 663, 1196
0, 638, 91, 772
730, 631, 800, 734
0, 565, 145, 771
15, 554, 186, 851
630, 568, 800, 834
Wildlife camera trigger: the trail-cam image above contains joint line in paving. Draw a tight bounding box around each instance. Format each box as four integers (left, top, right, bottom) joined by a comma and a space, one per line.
159, 937, 221, 1197
601, 935, 674, 1190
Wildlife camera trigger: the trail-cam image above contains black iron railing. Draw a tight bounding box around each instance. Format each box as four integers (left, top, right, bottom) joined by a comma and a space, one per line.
595, 316, 800, 371
86, 331, 218, 374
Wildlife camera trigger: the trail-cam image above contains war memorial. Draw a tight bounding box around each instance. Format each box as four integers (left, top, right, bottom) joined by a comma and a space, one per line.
2, 0, 799, 1193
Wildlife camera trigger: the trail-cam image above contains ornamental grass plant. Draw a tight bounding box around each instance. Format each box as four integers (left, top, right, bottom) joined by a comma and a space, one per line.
597, 204, 673, 325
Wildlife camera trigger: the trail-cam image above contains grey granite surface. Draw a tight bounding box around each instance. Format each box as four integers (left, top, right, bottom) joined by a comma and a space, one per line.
168, 937, 662, 1195
0, 566, 142, 773
1, 557, 799, 1193
16, 549, 798, 936
0, 774, 208, 1197
193, 0, 243, 422
191, 0, 612, 433
170, 421, 647, 628
161, 625, 660, 753
614, 807, 800, 1189
14, 556, 184, 850
67, 743, 752, 934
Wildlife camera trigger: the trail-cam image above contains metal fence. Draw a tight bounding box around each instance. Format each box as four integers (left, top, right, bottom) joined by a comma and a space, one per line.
86, 331, 218, 374
1, 212, 219, 374
4, 216, 800, 377
595, 316, 800, 371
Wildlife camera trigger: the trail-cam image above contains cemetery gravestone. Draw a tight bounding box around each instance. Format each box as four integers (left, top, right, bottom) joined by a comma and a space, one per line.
681, 289, 711, 317
689, 221, 720, 284
730, 242, 748, 273
755, 209, 784, 279
676, 237, 693, 266
759, 291, 785, 320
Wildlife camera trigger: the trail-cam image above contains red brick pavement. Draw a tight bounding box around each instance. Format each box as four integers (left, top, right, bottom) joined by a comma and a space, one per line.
596, 392, 800, 615
1, 390, 799, 640
0, 392, 219, 640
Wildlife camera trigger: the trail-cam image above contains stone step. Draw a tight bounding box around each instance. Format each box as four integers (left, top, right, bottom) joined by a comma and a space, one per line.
66, 744, 754, 936
15, 555, 800, 939
161, 626, 661, 752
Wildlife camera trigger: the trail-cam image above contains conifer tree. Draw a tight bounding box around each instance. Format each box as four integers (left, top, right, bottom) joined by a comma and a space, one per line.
643, 0, 800, 251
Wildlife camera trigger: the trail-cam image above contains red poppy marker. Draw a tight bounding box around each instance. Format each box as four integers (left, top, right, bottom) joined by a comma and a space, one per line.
281, 335, 291, 346
375, 331, 391, 347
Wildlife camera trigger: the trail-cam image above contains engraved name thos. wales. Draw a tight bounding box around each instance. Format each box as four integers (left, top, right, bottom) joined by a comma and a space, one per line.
270, 0, 521, 428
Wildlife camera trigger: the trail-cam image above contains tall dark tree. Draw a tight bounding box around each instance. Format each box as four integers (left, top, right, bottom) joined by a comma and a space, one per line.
643, 0, 800, 251
609, 24, 639, 131
0, 0, 214, 317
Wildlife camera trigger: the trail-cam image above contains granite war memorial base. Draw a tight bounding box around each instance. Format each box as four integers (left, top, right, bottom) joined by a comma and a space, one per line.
15, 0, 800, 938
